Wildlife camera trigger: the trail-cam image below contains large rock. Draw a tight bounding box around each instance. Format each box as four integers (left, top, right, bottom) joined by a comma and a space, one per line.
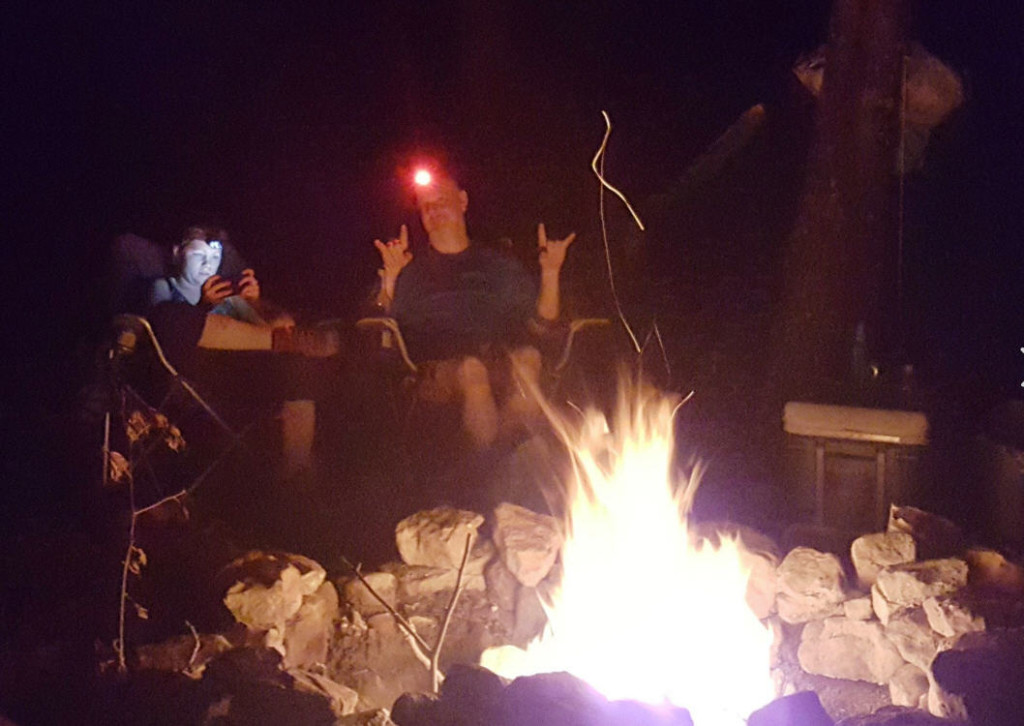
965, 548, 1024, 596
874, 559, 967, 608
851, 532, 916, 589
931, 628, 1024, 726
221, 552, 327, 631
283, 580, 338, 669
922, 596, 984, 639
883, 608, 951, 671
343, 572, 399, 617
798, 617, 906, 684
834, 706, 951, 725
887, 506, 964, 560
289, 669, 360, 717
843, 596, 874, 621
395, 508, 485, 569
927, 674, 968, 721
492, 503, 562, 588
484, 557, 520, 616
221, 552, 333, 661
383, 561, 487, 601
748, 691, 832, 726
888, 663, 929, 709
776, 547, 846, 623
871, 584, 906, 626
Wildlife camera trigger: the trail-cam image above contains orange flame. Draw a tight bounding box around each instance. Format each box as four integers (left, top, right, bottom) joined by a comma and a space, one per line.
481, 382, 776, 725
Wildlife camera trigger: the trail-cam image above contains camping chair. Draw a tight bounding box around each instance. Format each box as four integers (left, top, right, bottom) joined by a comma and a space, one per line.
100, 313, 250, 509
355, 314, 611, 437
100, 233, 251, 507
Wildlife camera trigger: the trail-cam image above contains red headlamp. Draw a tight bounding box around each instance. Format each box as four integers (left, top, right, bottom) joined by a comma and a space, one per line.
413, 168, 433, 187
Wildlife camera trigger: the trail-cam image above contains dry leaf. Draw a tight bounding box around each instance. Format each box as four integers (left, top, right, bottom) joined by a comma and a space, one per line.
133, 602, 149, 620
126, 410, 150, 443
107, 451, 132, 485
164, 425, 186, 452
127, 546, 147, 576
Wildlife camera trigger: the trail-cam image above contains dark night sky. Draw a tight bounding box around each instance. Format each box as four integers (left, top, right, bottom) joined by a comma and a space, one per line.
3, 0, 1022, 416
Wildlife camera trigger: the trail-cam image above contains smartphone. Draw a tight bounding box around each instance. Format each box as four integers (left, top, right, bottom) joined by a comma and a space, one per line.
220, 273, 247, 291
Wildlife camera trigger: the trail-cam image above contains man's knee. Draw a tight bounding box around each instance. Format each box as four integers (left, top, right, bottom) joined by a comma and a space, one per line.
456, 356, 491, 390
510, 346, 542, 378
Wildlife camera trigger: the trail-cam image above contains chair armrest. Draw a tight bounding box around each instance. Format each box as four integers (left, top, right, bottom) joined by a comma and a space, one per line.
356, 317, 418, 373
553, 318, 612, 373
112, 314, 183, 378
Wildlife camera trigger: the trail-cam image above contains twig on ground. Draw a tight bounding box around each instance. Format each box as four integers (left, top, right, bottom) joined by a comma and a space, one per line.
431, 532, 473, 692
341, 532, 474, 694
185, 620, 201, 670
116, 496, 137, 673
339, 557, 433, 656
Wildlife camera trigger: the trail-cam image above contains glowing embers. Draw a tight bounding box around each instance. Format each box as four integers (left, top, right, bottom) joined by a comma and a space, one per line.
481, 384, 776, 725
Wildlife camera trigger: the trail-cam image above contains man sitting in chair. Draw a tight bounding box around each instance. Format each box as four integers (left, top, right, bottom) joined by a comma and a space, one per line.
373, 171, 575, 449
148, 225, 337, 481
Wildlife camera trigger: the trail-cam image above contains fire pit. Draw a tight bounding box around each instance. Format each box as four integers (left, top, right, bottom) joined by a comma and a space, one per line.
106, 385, 1024, 726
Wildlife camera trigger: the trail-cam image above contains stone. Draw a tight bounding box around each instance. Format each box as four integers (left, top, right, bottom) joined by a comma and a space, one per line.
834, 706, 951, 724
932, 628, 1024, 726
343, 572, 399, 617
134, 632, 234, 673
745, 550, 780, 620
499, 671, 608, 726
748, 691, 833, 726
883, 608, 951, 671
776, 547, 846, 624
512, 586, 549, 647
766, 616, 784, 668
438, 663, 507, 722
888, 663, 929, 708
336, 709, 396, 726
282, 580, 338, 669
384, 563, 486, 601
965, 548, 1024, 596
289, 668, 360, 716
221, 552, 327, 632
395, 507, 485, 570
843, 596, 874, 621
492, 502, 562, 588
391, 691, 440, 726
798, 617, 906, 685
926, 677, 968, 721
874, 559, 967, 608
871, 584, 907, 626
887, 505, 964, 560
922, 596, 984, 638
603, 700, 694, 725
851, 532, 916, 589
484, 557, 520, 630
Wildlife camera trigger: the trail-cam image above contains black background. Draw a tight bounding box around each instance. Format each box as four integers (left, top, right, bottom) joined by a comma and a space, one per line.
3, 0, 1022, 509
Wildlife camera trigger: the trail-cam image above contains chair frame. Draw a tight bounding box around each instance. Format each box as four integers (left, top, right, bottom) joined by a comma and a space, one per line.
101, 314, 244, 496
355, 314, 611, 436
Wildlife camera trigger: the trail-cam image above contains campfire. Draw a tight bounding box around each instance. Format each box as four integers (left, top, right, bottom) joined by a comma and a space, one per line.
98, 382, 1024, 726
480, 383, 776, 724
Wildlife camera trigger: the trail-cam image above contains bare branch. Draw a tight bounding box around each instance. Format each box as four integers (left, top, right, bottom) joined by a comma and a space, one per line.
339, 557, 434, 657
431, 532, 474, 692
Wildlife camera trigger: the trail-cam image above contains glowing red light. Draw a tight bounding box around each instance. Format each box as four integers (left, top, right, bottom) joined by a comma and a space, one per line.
413, 168, 433, 187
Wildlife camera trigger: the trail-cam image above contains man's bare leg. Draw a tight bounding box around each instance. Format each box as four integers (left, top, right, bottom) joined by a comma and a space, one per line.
505, 346, 544, 424
456, 357, 499, 449
280, 399, 316, 479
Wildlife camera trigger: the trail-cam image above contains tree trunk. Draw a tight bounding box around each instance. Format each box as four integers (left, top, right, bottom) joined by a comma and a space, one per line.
774, 0, 910, 399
